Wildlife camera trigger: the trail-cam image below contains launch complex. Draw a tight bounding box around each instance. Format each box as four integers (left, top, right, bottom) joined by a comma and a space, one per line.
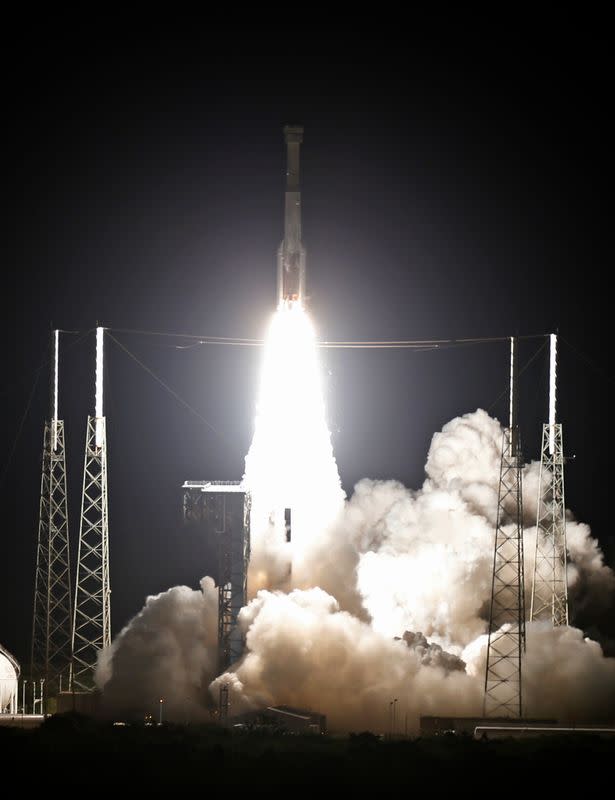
0, 125, 595, 736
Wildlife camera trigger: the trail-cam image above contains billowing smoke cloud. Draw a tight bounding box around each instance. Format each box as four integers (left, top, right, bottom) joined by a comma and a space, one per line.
353, 479, 494, 649
96, 577, 219, 720
292, 410, 614, 656
522, 624, 615, 719
234, 405, 615, 728
400, 631, 466, 672
425, 408, 503, 523
210, 587, 481, 732
566, 520, 615, 614
463, 622, 615, 722
98, 308, 615, 730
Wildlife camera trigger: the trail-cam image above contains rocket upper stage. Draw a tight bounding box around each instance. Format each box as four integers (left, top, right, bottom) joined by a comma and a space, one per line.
277, 125, 306, 306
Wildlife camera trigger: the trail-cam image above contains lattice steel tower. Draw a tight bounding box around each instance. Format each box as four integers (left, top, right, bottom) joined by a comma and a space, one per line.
484, 336, 526, 718
531, 334, 568, 626
182, 481, 250, 674
31, 330, 73, 698
72, 327, 111, 691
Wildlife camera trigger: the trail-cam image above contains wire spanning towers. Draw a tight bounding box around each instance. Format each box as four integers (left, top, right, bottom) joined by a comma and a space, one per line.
531, 334, 568, 626
72, 327, 111, 691
31, 330, 73, 698
484, 337, 526, 718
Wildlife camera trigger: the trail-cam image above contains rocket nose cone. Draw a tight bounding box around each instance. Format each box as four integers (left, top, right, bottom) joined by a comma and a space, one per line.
284, 125, 304, 143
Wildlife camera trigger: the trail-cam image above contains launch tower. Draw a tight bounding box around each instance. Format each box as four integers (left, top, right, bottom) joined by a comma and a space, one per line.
182, 481, 250, 673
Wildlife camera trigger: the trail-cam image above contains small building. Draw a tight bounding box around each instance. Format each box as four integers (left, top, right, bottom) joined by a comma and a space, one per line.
420, 715, 556, 736
0, 643, 19, 715
232, 705, 326, 735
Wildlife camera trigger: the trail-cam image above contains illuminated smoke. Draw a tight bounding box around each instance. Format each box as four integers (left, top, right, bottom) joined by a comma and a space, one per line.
97, 577, 219, 720
214, 400, 615, 728
463, 622, 615, 722
209, 587, 481, 732
99, 310, 615, 728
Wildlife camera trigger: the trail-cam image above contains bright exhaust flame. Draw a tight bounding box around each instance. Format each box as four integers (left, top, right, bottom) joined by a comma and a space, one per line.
244, 303, 344, 585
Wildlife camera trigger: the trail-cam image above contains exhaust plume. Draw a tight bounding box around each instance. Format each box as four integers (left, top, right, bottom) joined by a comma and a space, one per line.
99, 308, 615, 729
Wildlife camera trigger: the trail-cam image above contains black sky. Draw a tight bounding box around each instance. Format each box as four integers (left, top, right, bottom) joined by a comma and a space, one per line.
1, 38, 612, 665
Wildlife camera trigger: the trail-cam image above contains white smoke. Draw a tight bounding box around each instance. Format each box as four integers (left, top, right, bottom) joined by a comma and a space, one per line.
98, 307, 615, 729
210, 587, 481, 732
100, 407, 615, 728
353, 479, 494, 649
96, 577, 219, 720
463, 622, 615, 721
425, 408, 503, 522
522, 624, 615, 720
214, 406, 615, 729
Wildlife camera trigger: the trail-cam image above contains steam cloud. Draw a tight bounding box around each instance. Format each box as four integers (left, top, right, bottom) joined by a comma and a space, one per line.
98, 406, 615, 731
98, 578, 219, 720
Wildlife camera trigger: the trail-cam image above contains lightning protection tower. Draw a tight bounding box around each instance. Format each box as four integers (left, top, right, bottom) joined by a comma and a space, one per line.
484, 336, 526, 718
72, 327, 111, 691
31, 330, 73, 700
530, 334, 568, 626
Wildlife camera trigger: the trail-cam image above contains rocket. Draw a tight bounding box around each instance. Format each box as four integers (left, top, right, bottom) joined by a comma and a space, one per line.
277, 125, 306, 306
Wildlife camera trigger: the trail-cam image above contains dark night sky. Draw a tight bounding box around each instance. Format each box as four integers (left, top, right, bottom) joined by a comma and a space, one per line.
1, 38, 612, 666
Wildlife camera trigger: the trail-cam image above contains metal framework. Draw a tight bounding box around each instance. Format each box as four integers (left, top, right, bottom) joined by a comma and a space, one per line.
31, 331, 72, 698
217, 491, 251, 673
72, 416, 110, 690
530, 334, 568, 625
530, 425, 567, 625
182, 481, 250, 674
484, 338, 526, 718
72, 328, 110, 691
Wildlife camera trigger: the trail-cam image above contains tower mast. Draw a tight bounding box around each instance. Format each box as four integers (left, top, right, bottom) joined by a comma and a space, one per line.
31, 330, 72, 701
72, 327, 111, 690
484, 336, 526, 717
530, 334, 568, 625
